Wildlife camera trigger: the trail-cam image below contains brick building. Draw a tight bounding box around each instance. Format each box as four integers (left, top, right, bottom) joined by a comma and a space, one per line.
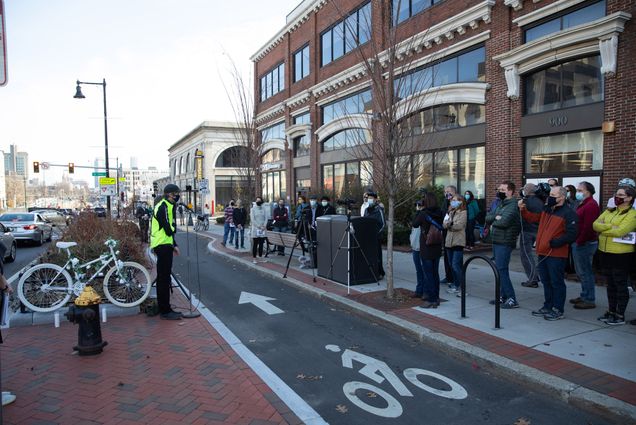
251, 0, 635, 206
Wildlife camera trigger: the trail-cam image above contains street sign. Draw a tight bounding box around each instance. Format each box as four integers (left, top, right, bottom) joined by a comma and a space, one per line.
198, 178, 208, 190
119, 177, 126, 182
92, 172, 107, 176
99, 177, 116, 185
41, 162, 50, 170
0, 0, 7, 87
99, 176, 116, 196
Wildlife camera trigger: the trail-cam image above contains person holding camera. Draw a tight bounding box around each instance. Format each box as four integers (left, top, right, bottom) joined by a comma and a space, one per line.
520, 186, 578, 321
486, 181, 521, 309
412, 192, 444, 308
519, 183, 544, 288
444, 195, 467, 295
272, 199, 290, 255
250, 196, 268, 264
365, 192, 386, 279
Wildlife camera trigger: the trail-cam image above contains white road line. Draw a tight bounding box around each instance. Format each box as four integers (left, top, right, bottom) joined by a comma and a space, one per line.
176, 282, 328, 425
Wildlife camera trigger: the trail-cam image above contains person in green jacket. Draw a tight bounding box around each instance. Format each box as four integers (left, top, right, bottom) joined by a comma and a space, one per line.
593, 185, 636, 326
485, 181, 521, 309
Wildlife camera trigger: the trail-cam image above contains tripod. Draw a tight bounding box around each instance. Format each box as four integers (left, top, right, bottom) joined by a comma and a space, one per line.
284, 209, 317, 282
328, 212, 378, 295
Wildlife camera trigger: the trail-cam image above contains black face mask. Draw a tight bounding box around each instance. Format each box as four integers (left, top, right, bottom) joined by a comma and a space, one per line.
546, 196, 557, 208
171, 194, 180, 203
256, 201, 263, 206
497, 192, 507, 201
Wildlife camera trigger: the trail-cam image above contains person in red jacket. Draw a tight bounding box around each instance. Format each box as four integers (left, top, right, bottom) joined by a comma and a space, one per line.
519, 186, 578, 321
569, 182, 600, 309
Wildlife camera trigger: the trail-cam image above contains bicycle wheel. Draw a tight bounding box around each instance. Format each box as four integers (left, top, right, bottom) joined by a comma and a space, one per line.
103, 261, 152, 307
18, 264, 73, 313
203, 220, 209, 231
194, 221, 201, 231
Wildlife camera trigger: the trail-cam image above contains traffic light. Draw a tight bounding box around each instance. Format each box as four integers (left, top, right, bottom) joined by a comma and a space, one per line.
33, 161, 40, 173
152, 182, 158, 194
68, 163, 75, 174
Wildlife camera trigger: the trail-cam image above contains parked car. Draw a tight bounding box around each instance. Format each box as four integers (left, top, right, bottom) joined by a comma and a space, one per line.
31, 209, 69, 227
94, 207, 107, 218
0, 223, 17, 263
0, 213, 53, 246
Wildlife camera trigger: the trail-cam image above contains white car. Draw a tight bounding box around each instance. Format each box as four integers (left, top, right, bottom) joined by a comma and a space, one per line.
0, 223, 17, 263
0, 213, 53, 246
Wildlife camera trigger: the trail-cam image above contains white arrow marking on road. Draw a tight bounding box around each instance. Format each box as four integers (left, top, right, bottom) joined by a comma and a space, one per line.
238, 291, 284, 315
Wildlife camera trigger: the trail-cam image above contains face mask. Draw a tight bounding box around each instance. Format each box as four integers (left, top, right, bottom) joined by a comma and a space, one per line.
546, 196, 557, 208
497, 192, 507, 201
173, 194, 180, 203
256, 201, 263, 206
464, 194, 470, 201
310, 200, 317, 207
614, 196, 626, 206
367, 199, 375, 206
450, 200, 461, 209
230, 202, 235, 207
445, 193, 453, 200
321, 201, 328, 207
575, 192, 584, 201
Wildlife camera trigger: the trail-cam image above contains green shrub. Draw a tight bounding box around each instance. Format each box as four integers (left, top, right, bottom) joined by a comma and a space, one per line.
216, 216, 225, 224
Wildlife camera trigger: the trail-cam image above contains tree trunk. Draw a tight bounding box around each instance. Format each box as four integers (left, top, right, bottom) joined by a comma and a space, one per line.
386, 195, 395, 299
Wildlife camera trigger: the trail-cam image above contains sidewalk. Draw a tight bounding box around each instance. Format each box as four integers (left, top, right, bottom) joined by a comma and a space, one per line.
208, 223, 636, 421
1, 291, 302, 425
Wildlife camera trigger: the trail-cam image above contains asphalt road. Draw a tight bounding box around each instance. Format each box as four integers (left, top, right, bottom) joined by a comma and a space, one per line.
173, 233, 611, 425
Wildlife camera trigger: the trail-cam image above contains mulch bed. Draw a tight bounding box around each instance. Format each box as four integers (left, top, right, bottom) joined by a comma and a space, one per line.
349, 287, 449, 312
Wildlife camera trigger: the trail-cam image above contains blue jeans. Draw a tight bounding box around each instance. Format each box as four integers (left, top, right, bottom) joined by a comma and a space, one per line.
537, 256, 567, 313
493, 244, 516, 301
421, 257, 440, 302
572, 241, 597, 302
412, 250, 425, 296
234, 227, 245, 248
447, 247, 464, 290
223, 222, 235, 244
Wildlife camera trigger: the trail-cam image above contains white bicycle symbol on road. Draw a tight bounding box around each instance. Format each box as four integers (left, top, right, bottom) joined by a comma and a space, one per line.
326, 344, 468, 418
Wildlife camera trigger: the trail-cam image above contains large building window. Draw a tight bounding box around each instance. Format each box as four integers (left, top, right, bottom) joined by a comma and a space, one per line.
526, 130, 603, 174
392, 0, 441, 24
524, 0, 606, 43
399, 103, 485, 135
321, 89, 372, 125
524, 56, 603, 114
260, 62, 285, 102
215, 146, 251, 168
293, 136, 310, 157
215, 176, 248, 206
395, 46, 485, 99
294, 45, 310, 83
322, 128, 368, 152
261, 170, 287, 202
262, 148, 284, 163
322, 160, 373, 198
261, 122, 286, 143
321, 2, 371, 66
293, 112, 310, 125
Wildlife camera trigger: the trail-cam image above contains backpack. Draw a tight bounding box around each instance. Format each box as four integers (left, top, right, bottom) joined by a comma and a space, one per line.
424, 215, 444, 246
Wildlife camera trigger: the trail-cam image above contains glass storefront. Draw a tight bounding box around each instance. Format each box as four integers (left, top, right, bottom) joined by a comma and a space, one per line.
215, 176, 249, 206
261, 170, 287, 202
525, 130, 603, 174
322, 160, 373, 198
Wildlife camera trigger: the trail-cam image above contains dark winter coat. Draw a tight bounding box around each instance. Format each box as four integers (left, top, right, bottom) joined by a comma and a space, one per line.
485, 197, 521, 248
412, 207, 444, 260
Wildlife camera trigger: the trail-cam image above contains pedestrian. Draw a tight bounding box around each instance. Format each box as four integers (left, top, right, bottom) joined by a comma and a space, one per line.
150, 183, 182, 320
464, 190, 479, 250
272, 198, 290, 255
548, 178, 559, 188
569, 182, 600, 310
440, 186, 457, 287
318, 196, 336, 216
177, 203, 185, 226
412, 192, 444, 308
410, 200, 425, 298
593, 185, 636, 326
360, 192, 370, 217
222, 199, 235, 247
521, 186, 578, 321
232, 199, 246, 250
519, 183, 544, 288
565, 185, 579, 209
485, 181, 521, 309
364, 192, 386, 279
0, 257, 16, 406
250, 196, 268, 264
444, 195, 467, 295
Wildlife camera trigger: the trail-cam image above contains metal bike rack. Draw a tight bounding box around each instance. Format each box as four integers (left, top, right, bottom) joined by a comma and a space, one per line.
461, 254, 501, 329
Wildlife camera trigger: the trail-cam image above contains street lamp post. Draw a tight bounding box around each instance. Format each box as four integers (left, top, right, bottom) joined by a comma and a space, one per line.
74, 78, 111, 216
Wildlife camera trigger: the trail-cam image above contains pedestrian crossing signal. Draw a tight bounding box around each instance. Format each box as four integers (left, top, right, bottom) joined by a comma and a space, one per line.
68, 163, 75, 174
33, 161, 40, 173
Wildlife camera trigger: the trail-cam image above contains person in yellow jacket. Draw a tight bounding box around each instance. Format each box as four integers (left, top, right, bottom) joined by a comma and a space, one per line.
592, 185, 636, 326
151, 184, 182, 320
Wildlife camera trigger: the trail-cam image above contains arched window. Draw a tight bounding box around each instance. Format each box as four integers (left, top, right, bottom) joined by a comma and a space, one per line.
262, 148, 283, 163
215, 146, 251, 167
322, 128, 367, 152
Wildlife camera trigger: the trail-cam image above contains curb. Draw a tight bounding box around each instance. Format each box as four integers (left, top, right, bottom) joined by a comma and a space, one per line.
206, 238, 636, 423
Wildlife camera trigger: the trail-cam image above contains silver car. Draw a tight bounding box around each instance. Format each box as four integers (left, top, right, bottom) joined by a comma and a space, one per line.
0, 213, 53, 246
0, 223, 17, 263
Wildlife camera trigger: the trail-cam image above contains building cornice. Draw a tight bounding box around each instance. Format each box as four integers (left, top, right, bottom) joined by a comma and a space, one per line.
395, 82, 489, 121
494, 12, 631, 99
512, 0, 585, 27
255, 104, 286, 126
285, 89, 312, 109
250, 0, 327, 62
168, 121, 242, 152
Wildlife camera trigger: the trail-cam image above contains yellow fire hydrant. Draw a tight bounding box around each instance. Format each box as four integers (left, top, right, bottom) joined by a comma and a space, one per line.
65, 286, 108, 356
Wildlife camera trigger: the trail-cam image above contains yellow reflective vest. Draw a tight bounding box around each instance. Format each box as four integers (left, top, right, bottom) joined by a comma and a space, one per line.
151, 198, 176, 248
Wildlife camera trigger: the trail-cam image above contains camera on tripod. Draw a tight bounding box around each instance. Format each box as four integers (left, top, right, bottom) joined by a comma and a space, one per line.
337, 198, 357, 207
520, 182, 551, 201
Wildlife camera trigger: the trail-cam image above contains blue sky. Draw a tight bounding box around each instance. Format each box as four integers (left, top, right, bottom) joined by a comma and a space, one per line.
0, 0, 299, 183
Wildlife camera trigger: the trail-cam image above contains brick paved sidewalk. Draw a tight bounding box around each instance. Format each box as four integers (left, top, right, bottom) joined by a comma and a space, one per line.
0, 295, 301, 425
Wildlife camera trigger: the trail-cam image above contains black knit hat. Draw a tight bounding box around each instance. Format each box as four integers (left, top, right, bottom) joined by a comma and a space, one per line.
163, 184, 180, 194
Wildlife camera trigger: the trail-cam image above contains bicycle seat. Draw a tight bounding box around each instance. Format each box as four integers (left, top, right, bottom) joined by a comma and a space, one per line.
56, 241, 77, 249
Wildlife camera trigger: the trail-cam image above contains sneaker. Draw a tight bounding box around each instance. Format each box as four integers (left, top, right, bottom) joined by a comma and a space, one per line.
521, 281, 539, 288
489, 297, 505, 305
500, 298, 519, 309
573, 301, 596, 310
456, 291, 467, 298
569, 297, 583, 304
446, 287, 460, 294
597, 311, 613, 323
160, 311, 182, 321
532, 307, 552, 317
606, 314, 625, 326
2, 393, 16, 406
544, 309, 564, 321
252, 259, 258, 264
221, 242, 226, 247
421, 300, 439, 309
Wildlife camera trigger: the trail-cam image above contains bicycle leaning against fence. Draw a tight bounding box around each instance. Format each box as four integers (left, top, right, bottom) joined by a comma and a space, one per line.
17, 239, 152, 313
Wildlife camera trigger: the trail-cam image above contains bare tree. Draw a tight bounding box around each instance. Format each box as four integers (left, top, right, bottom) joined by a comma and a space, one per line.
220, 54, 261, 206
327, 0, 446, 298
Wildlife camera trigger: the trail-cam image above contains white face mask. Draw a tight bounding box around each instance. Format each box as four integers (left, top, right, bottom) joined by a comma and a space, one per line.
310, 200, 317, 207
321, 201, 328, 207
367, 199, 375, 206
